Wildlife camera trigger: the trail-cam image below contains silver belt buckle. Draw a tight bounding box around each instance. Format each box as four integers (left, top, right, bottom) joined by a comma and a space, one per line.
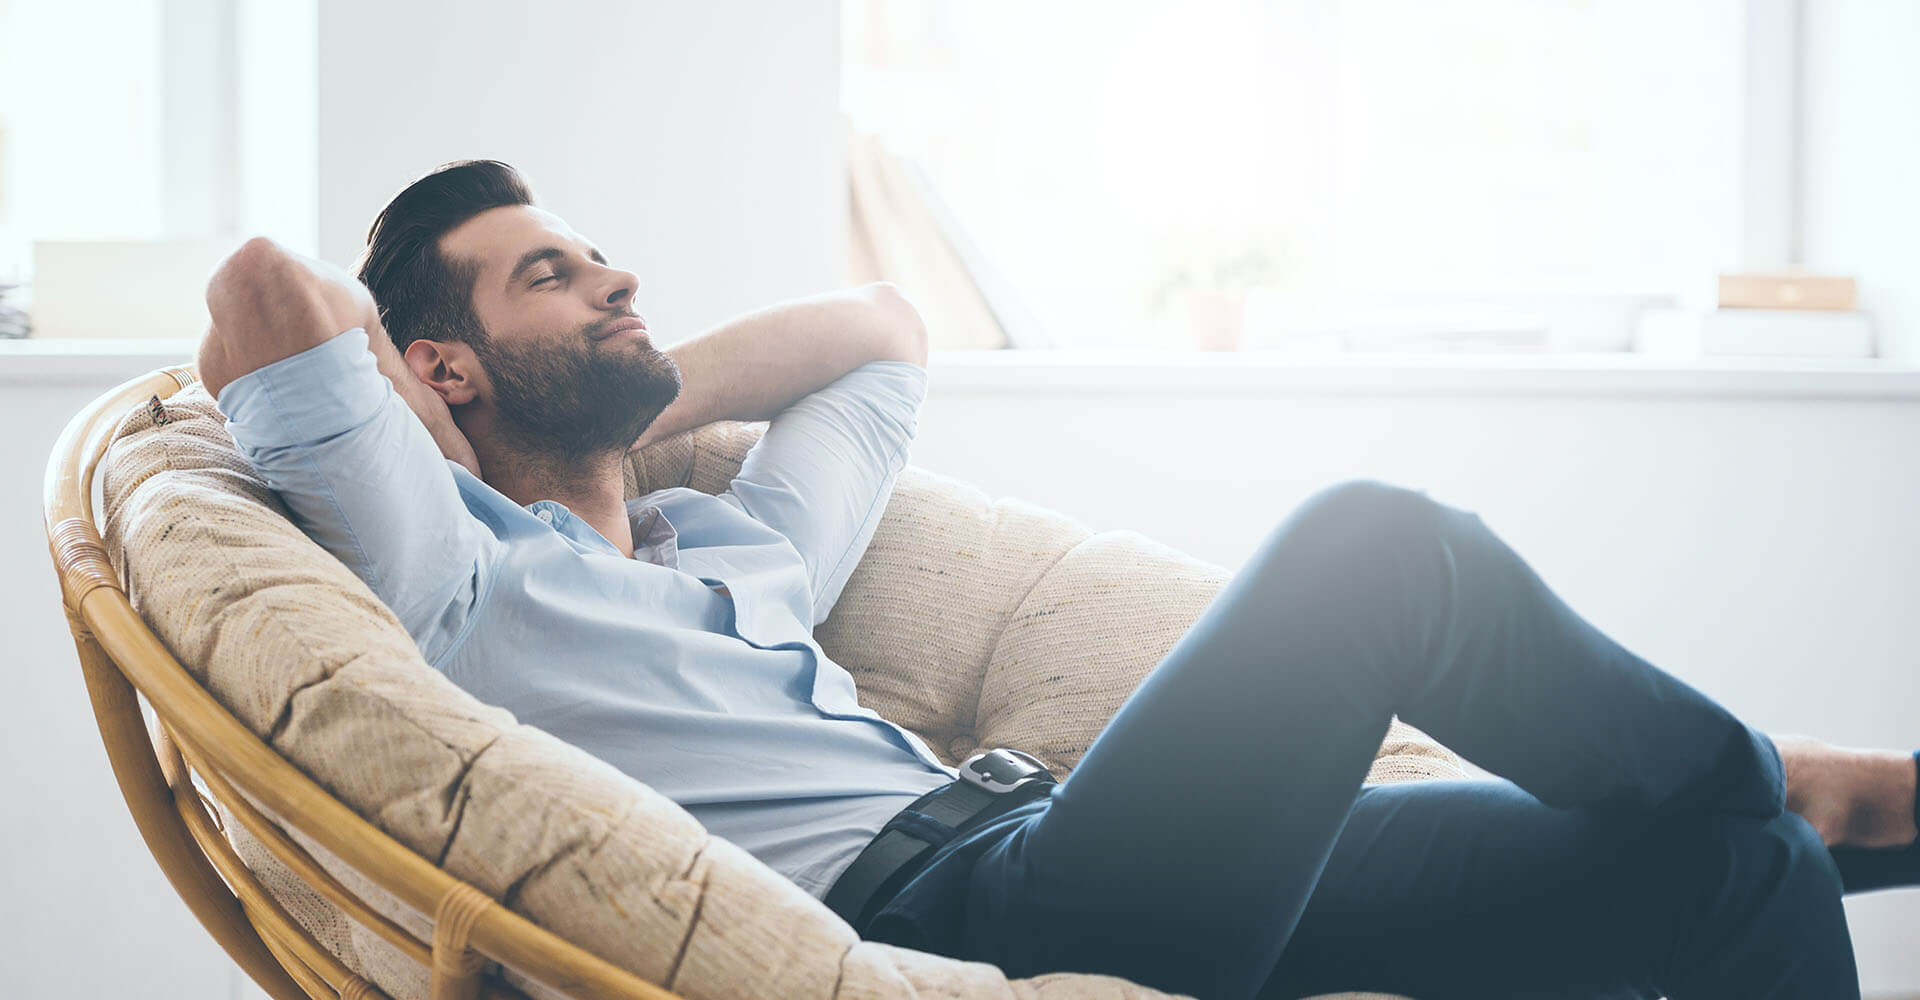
959, 747, 1052, 795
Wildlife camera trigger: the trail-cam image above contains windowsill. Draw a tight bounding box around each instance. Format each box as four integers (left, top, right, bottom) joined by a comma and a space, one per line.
5, 338, 1920, 401
0, 338, 202, 385
928, 348, 1920, 401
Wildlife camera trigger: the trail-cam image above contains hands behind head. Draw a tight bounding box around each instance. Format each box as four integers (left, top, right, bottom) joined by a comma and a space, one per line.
363, 319, 483, 478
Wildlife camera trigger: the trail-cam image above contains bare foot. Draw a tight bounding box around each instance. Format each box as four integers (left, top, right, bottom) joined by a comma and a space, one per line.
1774, 734, 1918, 849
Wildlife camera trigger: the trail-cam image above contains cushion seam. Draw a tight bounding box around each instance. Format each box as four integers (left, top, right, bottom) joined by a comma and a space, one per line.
965, 513, 1095, 743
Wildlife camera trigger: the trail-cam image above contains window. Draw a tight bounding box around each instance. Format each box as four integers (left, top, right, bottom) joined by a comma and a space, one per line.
0, 0, 169, 279
843, 0, 1760, 352
0, 0, 316, 334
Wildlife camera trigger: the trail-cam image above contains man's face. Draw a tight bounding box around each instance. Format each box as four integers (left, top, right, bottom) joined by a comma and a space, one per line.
439, 204, 681, 461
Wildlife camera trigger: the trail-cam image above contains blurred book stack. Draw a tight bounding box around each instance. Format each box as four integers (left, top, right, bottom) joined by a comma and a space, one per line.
1708, 274, 1873, 356
1638, 274, 1874, 359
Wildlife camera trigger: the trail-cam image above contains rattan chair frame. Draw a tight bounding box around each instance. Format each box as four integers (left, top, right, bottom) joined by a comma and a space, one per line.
45, 367, 687, 1000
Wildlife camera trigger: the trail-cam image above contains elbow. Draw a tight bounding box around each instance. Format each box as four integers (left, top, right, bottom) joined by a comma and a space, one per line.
200, 237, 299, 397
213, 235, 295, 287
206, 236, 300, 319
198, 236, 367, 398
861, 281, 930, 367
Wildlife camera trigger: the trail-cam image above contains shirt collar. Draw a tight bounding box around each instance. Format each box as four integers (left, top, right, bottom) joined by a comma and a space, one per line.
523, 498, 679, 567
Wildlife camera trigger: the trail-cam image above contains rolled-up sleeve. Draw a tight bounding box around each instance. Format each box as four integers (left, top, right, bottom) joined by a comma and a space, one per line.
719, 360, 927, 626
216, 328, 494, 662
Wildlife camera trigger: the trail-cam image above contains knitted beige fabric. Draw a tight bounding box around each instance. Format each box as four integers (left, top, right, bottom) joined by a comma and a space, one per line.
102, 386, 1462, 1000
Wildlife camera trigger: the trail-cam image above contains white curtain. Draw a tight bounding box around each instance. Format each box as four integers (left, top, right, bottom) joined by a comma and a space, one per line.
846, 121, 1050, 350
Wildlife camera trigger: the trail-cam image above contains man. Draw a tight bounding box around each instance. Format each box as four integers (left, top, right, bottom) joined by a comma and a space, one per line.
197, 159, 1920, 1000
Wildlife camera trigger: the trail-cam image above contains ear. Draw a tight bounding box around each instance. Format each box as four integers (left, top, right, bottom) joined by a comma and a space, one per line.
404, 339, 484, 406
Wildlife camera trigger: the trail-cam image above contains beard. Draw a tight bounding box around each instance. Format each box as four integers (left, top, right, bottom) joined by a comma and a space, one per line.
469, 319, 682, 464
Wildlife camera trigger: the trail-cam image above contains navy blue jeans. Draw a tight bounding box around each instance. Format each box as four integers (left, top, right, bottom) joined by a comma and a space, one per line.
860, 480, 1917, 999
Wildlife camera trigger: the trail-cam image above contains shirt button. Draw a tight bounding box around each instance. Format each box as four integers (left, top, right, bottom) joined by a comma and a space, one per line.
536, 509, 555, 524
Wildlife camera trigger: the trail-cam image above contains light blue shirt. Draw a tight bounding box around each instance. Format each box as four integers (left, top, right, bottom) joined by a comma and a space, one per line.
217, 328, 957, 898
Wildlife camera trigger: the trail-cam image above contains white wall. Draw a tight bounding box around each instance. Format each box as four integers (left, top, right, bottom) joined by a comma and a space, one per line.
316, 0, 846, 340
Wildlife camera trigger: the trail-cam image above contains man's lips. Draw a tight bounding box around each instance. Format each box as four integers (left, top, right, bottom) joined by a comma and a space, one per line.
593, 316, 649, 342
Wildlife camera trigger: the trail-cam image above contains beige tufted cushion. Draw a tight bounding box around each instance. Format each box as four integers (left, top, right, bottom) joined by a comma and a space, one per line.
103, 385, 1460, 1000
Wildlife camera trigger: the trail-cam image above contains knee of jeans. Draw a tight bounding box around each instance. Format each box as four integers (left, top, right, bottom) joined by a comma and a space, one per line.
1286, 479, 1446, 553
1768, 812, 1846, 900
1654, 811, 1843, 929
1637, 812, 1847, 990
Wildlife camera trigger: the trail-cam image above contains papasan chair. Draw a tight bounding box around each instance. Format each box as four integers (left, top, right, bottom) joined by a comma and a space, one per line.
44, 364, 1466, 1000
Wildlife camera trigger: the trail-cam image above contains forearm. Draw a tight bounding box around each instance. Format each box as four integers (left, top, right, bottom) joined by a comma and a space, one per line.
632, 282, 929, 450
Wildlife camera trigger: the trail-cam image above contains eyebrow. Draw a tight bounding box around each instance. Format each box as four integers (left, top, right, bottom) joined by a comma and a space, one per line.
505, 244, 610, 288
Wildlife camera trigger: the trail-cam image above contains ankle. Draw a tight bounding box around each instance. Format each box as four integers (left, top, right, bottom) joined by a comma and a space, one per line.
1775, 736, 1918, 850
1840, 749, 1918, 850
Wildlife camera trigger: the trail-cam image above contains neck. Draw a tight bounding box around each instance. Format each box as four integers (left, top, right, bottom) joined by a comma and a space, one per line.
470, 434, 635, 557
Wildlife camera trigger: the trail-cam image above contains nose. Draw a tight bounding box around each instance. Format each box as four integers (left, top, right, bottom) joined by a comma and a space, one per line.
595, 263, 641, 310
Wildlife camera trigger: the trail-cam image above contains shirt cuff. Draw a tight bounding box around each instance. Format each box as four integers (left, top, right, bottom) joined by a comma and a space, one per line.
840, 359, 929, 401
216, 328, 391, 450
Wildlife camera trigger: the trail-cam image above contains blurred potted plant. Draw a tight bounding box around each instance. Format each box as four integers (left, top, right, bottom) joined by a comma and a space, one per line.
1146, 238, 1283, 351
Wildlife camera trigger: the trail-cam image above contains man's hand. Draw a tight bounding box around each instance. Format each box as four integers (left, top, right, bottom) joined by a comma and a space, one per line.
630, 281, 929, 451
198, 237, 481, 476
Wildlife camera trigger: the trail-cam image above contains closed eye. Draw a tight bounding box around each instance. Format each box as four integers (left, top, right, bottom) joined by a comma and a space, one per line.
532, 274, 561, 287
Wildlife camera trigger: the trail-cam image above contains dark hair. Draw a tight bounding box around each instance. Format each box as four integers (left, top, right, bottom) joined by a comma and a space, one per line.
354, 159, 534, 351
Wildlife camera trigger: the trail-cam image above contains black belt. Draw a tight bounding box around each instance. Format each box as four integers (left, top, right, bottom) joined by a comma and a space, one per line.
824, 748, 1056, 929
